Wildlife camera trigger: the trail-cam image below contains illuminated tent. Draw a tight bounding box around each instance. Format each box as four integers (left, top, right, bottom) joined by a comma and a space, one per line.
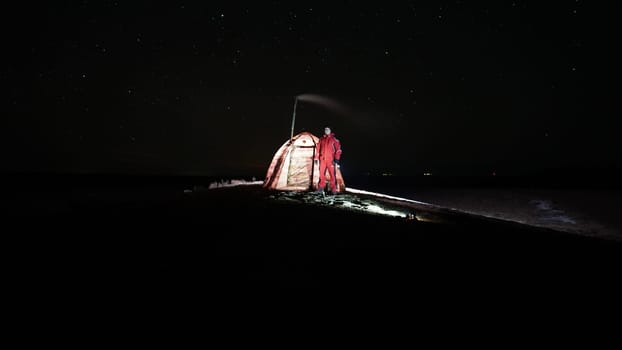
263, 131, 346, 192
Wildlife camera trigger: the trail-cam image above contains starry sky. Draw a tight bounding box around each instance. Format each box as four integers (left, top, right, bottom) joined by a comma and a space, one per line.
1, 1, 617, 176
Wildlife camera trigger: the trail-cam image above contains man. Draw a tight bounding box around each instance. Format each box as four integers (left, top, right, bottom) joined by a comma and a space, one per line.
314, 126, 342, 194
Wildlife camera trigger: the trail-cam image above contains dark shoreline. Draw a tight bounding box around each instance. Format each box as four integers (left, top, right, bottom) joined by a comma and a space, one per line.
2, 169, 621, 190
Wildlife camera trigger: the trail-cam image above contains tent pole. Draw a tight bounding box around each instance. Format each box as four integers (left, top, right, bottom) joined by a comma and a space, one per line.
290, 97, 298, 143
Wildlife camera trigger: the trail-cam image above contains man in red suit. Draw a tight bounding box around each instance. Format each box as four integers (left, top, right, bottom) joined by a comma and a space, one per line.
314, 126, 342, 194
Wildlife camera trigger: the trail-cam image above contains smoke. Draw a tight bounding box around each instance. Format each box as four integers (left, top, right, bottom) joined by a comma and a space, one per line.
296, 93, 351, 117
295, 93, 395, 131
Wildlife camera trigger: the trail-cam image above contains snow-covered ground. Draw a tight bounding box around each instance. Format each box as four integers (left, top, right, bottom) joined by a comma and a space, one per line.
208, 179, 621, 240
208, 179, 264, 189
365, 186, 621, 240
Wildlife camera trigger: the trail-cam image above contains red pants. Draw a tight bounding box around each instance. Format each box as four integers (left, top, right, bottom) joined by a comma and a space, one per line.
318, 161, 337, 193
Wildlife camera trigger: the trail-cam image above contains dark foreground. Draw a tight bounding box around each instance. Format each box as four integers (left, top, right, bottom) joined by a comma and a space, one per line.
3, 179, 621, 296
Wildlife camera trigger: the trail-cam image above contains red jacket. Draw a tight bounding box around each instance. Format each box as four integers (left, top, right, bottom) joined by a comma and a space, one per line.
315, 133, 342, 163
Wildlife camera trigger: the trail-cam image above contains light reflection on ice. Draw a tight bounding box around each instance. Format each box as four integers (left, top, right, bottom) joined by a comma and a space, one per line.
346, 188, 435, 206
530, 199, 576, 225
362, 204, 406, 217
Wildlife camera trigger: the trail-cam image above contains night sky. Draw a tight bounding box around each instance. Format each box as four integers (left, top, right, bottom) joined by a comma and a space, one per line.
1, 1, 617, 177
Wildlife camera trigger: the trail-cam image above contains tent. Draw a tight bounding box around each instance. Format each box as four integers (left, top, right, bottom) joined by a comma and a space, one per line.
263, 131, 346, 192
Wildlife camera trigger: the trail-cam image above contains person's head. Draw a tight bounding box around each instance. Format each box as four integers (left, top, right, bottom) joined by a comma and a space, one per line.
324, 126, 332, 135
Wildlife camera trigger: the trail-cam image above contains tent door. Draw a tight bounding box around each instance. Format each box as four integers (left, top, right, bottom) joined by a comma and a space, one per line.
286, 145, 315, 188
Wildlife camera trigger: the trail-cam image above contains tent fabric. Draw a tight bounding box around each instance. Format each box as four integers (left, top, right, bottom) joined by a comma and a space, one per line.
263, 131, 346, 192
